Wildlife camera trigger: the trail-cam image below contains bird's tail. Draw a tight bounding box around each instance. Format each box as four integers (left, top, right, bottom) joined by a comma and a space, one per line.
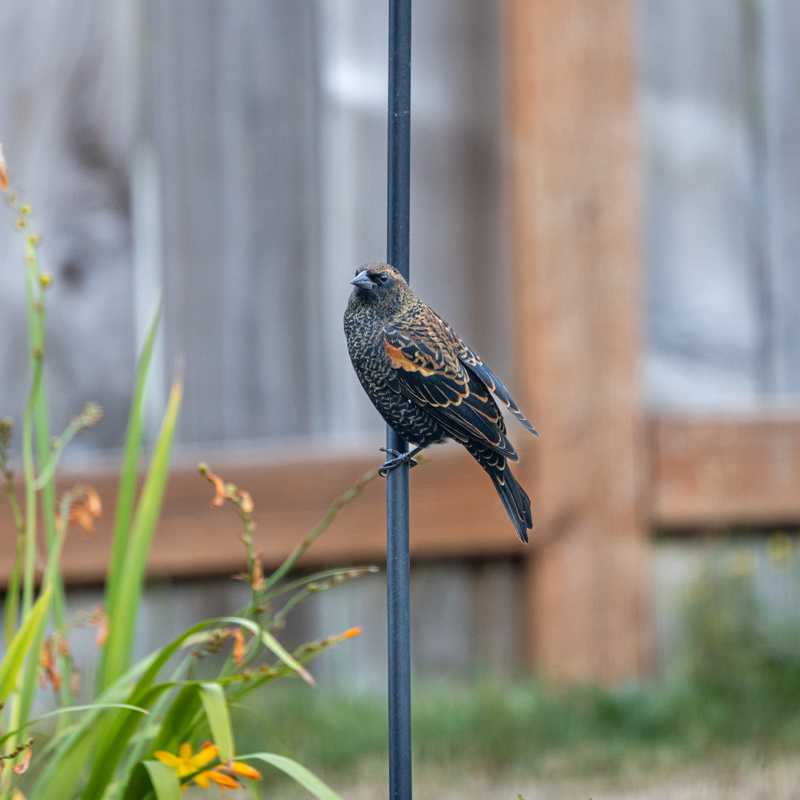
486, 459, 533, 543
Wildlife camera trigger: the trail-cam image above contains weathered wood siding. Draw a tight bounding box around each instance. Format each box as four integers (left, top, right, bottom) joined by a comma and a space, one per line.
640, 0, 800, 410
140, 0, 510, 446
2, 1, 798, 441
0, 1, 136, 451
0, 1, 799, 681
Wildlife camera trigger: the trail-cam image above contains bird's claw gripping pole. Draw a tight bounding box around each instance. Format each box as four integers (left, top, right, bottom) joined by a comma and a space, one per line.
386, 1, 413, 798
378, 446, 423, 477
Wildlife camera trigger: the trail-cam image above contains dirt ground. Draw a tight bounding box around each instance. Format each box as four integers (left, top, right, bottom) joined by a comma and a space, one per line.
336, 757, 800, 800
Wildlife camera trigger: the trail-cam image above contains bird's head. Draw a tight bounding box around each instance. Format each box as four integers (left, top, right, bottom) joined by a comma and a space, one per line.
349, 263, 411, 314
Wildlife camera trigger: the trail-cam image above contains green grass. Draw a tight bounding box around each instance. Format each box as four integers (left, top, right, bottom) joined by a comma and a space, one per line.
233, 671, 800, 788
232, 563, 800, 794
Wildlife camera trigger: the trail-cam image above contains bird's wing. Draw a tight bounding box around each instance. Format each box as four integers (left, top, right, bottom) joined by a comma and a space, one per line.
437, 315, 539, 438
383, 319, 518, 460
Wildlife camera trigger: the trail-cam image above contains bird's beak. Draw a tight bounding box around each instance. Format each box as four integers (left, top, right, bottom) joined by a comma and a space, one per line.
350, 270, 375, 290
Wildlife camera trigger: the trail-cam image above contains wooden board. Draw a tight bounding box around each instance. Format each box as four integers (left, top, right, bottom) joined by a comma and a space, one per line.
0, 445, 526, 585
763, 1, 800, 395
639, 0, 767, 408
505, 0, 649, 682
4, 414, 798, 585
144, 0, 321, 444
0, 0, 137, 452
651, 415, 800, 527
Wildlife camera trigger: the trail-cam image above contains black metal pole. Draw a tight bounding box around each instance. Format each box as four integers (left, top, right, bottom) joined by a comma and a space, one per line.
386, 1, 412, 798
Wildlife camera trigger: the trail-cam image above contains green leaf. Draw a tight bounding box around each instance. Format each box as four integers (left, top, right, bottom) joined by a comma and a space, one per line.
3, 535, 23, 649
122, 657, 193, 773
98, 300, 162, 693
33, 726, 96, 800
33, 617, 259, 800
145, 683, 198, 761
238, 753, 342, 800
81, 683, 176, 799
0, 584, 51, 702
0, 703, 147, 748
199, 683, 234, 763
143, 760, 182, 800
101, 376, 182, 688
261, 628, 315, 687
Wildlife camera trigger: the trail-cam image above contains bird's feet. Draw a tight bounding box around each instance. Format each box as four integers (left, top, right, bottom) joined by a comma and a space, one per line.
378, 447, 419, 477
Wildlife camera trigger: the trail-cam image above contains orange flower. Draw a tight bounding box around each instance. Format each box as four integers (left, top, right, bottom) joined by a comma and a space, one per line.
223, 761, 261, 781
199, 464, 227, 508
91, 606, 109, 647
65, 486, 103, 533
198, 463, 255, 514
12, 742, 32, 775
250, 555, 265, 592
40, 637, 62, 692
0, 143, 8, 191
202, 759, 262, 789
192, 769, 240, 789
231, 628, 246, 666
153, 743, 261, 791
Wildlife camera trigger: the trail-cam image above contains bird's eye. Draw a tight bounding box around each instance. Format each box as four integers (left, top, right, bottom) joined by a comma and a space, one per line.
377, 273, 389, 285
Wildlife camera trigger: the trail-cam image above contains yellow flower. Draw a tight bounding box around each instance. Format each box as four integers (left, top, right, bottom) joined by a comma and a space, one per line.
154, 742, 218, 779
153, 743, 261, 791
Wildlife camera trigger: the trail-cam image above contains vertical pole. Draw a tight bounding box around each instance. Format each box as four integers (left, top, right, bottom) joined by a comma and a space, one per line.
386, 1, 412, 798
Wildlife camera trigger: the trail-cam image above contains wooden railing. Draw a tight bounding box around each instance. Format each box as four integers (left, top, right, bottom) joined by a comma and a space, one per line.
1, 414, 799, 687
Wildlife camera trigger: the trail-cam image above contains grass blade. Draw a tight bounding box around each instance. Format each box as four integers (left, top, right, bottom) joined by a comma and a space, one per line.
0, 585, 51, 703
0, 703, 147, 749
100, 376, 182, 689
143, 760, 181, 800
98, 301, 162, 692
237, 753, 342, 800
261, 629, 316, 687
199, 683, 234, 763
81, 683, 176, 799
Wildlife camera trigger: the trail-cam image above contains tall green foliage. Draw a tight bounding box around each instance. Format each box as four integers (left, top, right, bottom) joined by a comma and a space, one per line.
0, 154, 372, 799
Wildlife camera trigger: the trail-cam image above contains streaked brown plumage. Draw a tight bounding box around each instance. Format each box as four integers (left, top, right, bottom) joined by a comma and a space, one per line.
343, 262, 538, 542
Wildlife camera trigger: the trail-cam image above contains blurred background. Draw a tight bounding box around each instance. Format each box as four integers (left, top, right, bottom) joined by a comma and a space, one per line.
2, 1, 800, 797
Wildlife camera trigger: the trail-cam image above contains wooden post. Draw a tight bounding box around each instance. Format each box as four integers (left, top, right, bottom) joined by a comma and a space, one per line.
506, 0, 649, 682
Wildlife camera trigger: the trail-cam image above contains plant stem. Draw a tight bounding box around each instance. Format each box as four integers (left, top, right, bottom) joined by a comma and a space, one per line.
262, 466, 381, 592
22, 233, 73, 710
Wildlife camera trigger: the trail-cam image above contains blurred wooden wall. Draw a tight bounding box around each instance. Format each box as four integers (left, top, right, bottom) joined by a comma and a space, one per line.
0, 0, 521, 685
641, 0, 800, 409
0, 1, 799, 685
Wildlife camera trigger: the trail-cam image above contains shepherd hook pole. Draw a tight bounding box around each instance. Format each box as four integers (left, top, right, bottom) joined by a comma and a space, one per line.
386, 0, 412, 798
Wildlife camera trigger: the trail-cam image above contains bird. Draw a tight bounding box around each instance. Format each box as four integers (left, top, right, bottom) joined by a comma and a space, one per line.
343, 262, 538, 543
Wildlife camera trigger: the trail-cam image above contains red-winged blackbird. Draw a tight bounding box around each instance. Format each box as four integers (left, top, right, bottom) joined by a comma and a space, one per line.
344, 263, 538, 542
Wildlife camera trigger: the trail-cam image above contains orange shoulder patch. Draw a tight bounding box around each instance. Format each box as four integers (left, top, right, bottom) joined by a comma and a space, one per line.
384, 340, 436, 377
